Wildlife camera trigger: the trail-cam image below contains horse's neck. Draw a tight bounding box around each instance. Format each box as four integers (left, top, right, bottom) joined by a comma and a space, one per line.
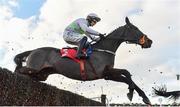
93, 26, 125, 52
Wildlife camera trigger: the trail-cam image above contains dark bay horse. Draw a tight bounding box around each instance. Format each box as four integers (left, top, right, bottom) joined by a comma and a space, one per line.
14, 17, 152, 105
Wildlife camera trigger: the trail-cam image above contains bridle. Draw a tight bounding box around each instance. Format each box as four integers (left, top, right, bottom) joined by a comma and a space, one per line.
91, 26, 147, 55
102, 26, 147, 46
139, 35, 146, 45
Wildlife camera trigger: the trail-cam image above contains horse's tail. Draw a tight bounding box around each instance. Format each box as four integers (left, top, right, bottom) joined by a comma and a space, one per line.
152, 87, 170, 97
168, 91, 180, 100
14, 50, 32, 72
153, 87, 180, 100
153, 86, 180, 100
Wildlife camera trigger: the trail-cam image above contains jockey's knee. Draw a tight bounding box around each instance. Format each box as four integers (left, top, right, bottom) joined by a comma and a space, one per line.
80, 36, 90, 48
82, 36, 88, 41
85, 42, 90, 48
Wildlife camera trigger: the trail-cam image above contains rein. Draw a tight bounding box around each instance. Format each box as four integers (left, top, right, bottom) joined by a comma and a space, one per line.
91, 26, 127, 56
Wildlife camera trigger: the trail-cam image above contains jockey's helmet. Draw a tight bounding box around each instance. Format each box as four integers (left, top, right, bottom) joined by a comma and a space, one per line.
86, 13, 101, 25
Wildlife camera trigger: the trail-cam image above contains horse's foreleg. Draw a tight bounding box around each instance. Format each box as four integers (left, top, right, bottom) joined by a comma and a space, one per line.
111, 68, 135, 89
103, 68, 135, 101
132, 82, 151, 105
103, 68, 151, 105
103, 68, 135, 89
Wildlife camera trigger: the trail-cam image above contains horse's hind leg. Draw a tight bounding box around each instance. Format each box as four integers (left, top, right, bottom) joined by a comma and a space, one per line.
32, 67, 55, 81
14, 67, 47, 81
15, 67, 37, 74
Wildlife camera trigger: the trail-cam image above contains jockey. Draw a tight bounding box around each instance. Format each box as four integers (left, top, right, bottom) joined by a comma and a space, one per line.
63, 13, 105, 59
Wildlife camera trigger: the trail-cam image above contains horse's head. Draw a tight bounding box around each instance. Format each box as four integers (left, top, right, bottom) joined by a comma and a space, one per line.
123, 17, 152, 48
94, 17, 152, 52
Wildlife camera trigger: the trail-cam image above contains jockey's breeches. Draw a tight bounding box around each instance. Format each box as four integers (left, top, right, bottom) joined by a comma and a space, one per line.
63, 30, 85, 45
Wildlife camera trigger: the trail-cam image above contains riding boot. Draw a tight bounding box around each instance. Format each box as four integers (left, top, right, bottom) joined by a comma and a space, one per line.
76, 37, 87, 59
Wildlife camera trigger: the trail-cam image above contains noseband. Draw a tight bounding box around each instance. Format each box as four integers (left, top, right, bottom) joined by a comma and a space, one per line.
139, 35, 146, 45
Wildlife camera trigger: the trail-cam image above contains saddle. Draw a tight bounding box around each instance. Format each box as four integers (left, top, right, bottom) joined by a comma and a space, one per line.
60, 46, 93, 60
60, 46, 97, 80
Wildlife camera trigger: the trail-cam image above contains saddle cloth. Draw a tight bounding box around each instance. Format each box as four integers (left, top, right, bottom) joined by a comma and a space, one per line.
60, 47, 98, 80
61, 48, 84, 63
60, 48, 86, 80
60, 46, 93, 62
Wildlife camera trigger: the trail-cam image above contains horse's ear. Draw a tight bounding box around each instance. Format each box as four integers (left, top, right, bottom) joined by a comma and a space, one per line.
125, 17, 130, 25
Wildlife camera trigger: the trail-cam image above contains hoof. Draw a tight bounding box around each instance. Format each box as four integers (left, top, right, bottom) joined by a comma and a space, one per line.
127, 88, 134, 101
127, 92, 133, 101
127, 87, 134, 101
143, 97, 151, 105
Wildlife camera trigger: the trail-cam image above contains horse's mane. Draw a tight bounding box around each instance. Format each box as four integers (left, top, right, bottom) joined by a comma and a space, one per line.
107, 26, 124, 37
93, 25, 124, 46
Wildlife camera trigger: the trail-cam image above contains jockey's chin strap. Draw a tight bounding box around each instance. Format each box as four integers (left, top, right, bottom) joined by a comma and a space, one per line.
93, 48, 116, 56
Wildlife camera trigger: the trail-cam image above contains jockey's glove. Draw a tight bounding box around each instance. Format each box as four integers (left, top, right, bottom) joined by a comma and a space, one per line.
99, 33, 106, 39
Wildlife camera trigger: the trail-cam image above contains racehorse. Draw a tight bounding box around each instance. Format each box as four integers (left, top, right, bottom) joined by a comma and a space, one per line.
14, 17, 152, 105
